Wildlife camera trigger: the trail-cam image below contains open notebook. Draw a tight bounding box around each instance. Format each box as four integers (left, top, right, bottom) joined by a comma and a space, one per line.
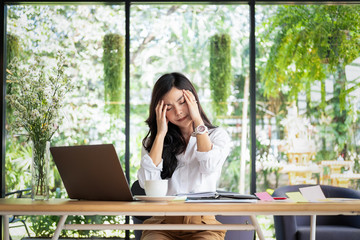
177, 191, 258, 203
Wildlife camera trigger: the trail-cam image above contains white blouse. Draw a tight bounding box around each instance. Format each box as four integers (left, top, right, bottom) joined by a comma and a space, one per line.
137, 127, 231, 196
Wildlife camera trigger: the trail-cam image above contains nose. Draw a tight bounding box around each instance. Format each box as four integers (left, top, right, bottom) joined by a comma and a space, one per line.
174, 106, 182, 116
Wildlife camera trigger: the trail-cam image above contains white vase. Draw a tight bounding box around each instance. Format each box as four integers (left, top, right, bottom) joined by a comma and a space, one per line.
31, 140, 50, 200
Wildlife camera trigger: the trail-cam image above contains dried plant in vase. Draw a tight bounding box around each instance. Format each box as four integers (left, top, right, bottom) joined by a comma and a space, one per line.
6, 52, 72, 200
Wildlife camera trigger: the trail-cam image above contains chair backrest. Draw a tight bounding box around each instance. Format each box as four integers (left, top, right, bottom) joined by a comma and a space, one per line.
131, 180, 146, 196
5, 188, 31, 198
130, 180, 151, 223
272, 184, 360, 240
273, 184, 360, 199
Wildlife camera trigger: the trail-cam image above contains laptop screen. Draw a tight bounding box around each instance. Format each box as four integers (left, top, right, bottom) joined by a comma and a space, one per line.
51, 144, 133, 201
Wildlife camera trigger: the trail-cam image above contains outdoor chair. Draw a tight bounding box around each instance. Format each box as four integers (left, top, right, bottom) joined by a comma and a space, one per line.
5, 188, 32, 240
130, 180, 254, 240
272, 184, 360, 240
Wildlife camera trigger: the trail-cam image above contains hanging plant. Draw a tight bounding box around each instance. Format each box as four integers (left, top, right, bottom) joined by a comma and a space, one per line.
6, 34, 20, 121
7, 34, 20, 65
102, 33, 124, 117
209, 33, 232, 116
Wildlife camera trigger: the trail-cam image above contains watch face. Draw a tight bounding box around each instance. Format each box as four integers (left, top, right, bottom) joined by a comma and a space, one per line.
197, 125, 206, 133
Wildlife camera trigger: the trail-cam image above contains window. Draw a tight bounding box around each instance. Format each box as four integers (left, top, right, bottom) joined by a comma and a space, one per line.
2, 2, 360, 239
6, 3, 126, 199
129, 4, 250, 192
256, 4, 360, 192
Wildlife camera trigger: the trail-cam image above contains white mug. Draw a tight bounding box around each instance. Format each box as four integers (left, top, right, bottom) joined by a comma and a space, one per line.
144, 179, 168, 197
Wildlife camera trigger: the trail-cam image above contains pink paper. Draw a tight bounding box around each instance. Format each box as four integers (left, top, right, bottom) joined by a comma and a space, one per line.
255, 192, 274, 201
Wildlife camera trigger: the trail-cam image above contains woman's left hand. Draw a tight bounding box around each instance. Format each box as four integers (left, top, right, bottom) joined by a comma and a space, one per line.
183, 89, 203, 126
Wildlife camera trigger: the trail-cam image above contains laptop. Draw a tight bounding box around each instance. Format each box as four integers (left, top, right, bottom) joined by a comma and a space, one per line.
50, 144, 133, 201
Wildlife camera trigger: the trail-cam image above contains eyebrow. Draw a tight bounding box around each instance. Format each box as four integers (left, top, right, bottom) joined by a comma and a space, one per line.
177, 95, 184, 102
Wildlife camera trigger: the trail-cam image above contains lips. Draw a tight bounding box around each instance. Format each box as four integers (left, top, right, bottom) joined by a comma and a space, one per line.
177, 116, 188, 122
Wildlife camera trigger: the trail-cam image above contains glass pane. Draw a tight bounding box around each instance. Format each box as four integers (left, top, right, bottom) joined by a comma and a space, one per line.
129, 4, 250, 192
6, 4, 126, 237
256, 5, 360, 192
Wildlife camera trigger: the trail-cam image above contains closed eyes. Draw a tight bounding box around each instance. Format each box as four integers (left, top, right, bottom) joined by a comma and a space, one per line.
165, 96, 185, 111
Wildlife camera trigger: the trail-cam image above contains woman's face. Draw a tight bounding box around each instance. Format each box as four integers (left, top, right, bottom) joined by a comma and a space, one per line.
162, 87, 192, 129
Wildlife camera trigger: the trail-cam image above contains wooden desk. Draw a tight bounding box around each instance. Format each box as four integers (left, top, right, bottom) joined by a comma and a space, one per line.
1, 198, 360, 240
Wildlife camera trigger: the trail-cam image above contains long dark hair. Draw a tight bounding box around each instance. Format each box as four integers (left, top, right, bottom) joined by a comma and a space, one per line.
143, 72, 215, 179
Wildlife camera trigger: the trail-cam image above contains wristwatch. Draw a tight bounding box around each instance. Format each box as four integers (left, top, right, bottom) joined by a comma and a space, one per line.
192, 124, 208, 137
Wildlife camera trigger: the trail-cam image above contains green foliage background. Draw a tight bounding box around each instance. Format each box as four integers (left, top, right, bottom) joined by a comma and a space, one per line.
259, 5, 360, 154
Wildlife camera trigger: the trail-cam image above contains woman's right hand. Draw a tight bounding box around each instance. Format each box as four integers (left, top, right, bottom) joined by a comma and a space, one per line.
155, 100, 168, 137
149, 100, 168, 166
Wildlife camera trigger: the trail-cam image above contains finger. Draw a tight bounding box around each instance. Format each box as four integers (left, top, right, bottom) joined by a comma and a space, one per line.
162, 103, 167, 119
183, 90, 196, 103
155, 101, 160, 117
183, 90, 191, 102
155, 100, 162, 111
187, 90, 196, 102
156, 101, 164, 118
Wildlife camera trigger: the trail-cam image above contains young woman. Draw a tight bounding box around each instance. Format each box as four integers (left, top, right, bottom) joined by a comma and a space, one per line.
137, 72, 231, 240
